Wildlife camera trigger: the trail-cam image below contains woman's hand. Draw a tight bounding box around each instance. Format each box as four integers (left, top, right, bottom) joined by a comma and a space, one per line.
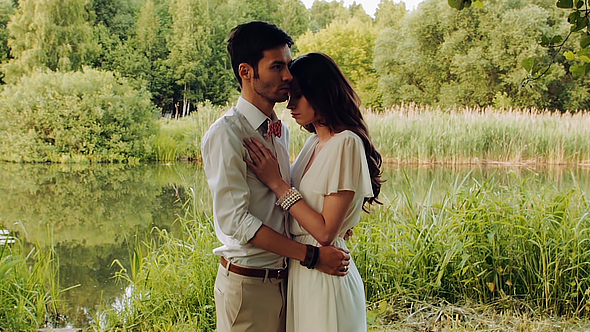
243, 138, 286, 192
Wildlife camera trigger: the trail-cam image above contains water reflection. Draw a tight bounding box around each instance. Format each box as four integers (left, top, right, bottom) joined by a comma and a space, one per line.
0, 162, 208, 327
0, 162, 588, 327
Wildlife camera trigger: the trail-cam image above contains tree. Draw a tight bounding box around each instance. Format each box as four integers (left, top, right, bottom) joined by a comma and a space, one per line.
309, 0, 350, 32
349, 1, 372, 23
449, 0, 590, 79
0, 69, 157, 162
278, 0, 310, 39
297, 17, 382, 109
2, 0, 98, 82
374, 0, 588, 110
0, 0, 15, 83
165, 0, 212, 117
375, 0, 406, 30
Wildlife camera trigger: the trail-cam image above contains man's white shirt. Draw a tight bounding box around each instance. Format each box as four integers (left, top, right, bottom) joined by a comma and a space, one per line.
201, 97, 291, 269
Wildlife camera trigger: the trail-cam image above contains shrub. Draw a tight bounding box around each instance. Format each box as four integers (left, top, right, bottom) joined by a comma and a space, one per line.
0, 68, 158, 163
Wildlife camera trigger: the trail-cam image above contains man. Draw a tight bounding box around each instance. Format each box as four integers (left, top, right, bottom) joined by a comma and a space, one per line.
201, 21, 351, 332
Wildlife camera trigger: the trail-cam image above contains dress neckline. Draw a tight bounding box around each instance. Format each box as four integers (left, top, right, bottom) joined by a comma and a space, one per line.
299, 130, 350, 182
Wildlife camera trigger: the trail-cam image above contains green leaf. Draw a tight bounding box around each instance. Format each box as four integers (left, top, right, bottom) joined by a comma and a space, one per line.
557, 0, 574, 8
576, 17, 589, 32
580, 55, 590, 63
564, 51, 576, 60
570, 64, 587, 77
579, 46, 590, 57
448, 0, 468, 10
540, 36, 551, 47
568, 11, 580, 24
522, 57, 535, 72
532, 65, 549, 76
473, 0, 484, 7
551, 35, 563, 45
576, 0, 584, 8
581, 35, 590, 48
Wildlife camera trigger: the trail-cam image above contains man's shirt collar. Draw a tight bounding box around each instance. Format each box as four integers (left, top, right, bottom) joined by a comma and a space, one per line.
236, 97, 276, 131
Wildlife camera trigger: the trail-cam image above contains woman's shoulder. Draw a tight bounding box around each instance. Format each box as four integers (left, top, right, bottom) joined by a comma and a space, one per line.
332, 130, 363, 147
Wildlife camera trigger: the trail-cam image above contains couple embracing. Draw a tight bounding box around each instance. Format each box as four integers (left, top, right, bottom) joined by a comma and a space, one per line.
201, 21, 383, 332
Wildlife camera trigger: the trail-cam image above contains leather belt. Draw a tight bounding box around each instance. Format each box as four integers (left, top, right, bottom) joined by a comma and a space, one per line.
221, 257, 287, 280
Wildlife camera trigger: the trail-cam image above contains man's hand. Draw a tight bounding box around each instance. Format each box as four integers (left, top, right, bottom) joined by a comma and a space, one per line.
315, 246, 350, 276
343, 228, 354, 241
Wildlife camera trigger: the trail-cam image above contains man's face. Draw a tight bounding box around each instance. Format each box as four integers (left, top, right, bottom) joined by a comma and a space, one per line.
252, 45, 293, 104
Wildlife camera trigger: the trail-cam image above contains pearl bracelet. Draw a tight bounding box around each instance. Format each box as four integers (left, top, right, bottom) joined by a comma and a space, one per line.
275, 187, 303, 211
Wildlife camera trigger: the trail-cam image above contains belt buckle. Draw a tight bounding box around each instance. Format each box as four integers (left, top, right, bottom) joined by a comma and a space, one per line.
276, 269, 283, 279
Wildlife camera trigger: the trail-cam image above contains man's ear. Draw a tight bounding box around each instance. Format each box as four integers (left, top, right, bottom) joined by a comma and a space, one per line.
239, 63, 253, 82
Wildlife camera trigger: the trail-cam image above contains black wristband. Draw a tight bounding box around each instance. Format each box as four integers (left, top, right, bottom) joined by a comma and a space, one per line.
309, 245, 320, 269
300, 244, 315, 268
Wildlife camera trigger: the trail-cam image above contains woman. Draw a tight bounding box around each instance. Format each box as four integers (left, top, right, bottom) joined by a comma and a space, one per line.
244, 52, 383, 332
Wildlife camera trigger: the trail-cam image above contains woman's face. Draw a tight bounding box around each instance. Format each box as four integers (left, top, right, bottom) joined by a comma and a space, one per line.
287, 79, 318, 126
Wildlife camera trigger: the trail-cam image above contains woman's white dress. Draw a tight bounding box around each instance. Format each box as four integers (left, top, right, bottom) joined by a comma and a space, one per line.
286, 130, 373, 332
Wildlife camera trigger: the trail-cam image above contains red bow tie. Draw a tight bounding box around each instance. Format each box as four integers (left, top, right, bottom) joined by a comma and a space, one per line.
266, 120, 282, 138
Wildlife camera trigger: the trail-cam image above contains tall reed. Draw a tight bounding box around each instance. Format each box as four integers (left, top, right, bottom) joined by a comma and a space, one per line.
354, 172, 590, 317
153, 101, 225, 162
364, 104, 590, 164
0, 236, 65, 331
92, 188, 218, 331
162, 103, 590, 164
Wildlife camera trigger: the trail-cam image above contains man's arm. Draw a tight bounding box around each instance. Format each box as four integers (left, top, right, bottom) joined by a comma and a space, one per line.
250, 225, 350, 276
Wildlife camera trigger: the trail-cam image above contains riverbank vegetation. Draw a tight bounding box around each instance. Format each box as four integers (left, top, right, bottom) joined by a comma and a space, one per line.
84, 171, 590, 331
0, 238, 67, 331
1, 0, 589, 163
0, 70, 157, 163
152, 102, 590, 165
1, 0, 589, 113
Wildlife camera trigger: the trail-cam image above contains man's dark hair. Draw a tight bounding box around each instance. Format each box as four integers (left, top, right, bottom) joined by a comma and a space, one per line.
227, 21, 293, 86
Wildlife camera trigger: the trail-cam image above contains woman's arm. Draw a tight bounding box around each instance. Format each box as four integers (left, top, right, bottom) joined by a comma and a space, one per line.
244, 138, 354, 246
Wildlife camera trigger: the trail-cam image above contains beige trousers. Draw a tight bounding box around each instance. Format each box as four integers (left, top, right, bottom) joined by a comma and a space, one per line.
214, 264, 286, 332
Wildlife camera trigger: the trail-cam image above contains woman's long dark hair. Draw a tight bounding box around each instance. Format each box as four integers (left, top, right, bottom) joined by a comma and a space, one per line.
289, 52, 383, 209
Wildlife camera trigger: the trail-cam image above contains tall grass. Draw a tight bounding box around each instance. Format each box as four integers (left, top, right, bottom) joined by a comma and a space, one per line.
0, 235, 66, 331
91, 189, 218, 331
152, 101, 225, 162
354, 172, 590, 317
89, 171, 590, 331
160, 103, 590, 164
364, 104, 590, 164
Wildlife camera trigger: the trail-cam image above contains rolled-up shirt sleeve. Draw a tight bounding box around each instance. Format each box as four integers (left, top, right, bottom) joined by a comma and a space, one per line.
201, 121, 263, 245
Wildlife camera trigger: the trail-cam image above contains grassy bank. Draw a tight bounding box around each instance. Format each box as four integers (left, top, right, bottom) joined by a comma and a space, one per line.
87, 172, 590, 331
0, 234, 68, 331
155, 103, 590, 164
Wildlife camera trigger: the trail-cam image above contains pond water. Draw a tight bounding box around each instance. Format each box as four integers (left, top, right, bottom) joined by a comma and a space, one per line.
1, 162, 589, 327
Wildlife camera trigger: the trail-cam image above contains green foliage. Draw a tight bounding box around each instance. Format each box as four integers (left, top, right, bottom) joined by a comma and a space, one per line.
297, 17, 383, 109
89, 0, 141, 40
2, 0, 99, 82
94, 215, 218, 330
278, 0, 310, 39
0, 69, 158, 162
165, 0, 212, 112
375, 0, 590, 111
309, 0, 350, 33
374, 0, 406, 30
155, 101, 227, 161
0, 239, 63, 331
155, 102, 590, 164
0, 0, 14, 83
364, 105, 590, 164
450, 0, 590, 80
355, 172, 590, 316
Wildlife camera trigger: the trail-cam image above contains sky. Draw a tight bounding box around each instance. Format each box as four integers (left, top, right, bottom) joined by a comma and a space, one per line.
299, 0, 425, 17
